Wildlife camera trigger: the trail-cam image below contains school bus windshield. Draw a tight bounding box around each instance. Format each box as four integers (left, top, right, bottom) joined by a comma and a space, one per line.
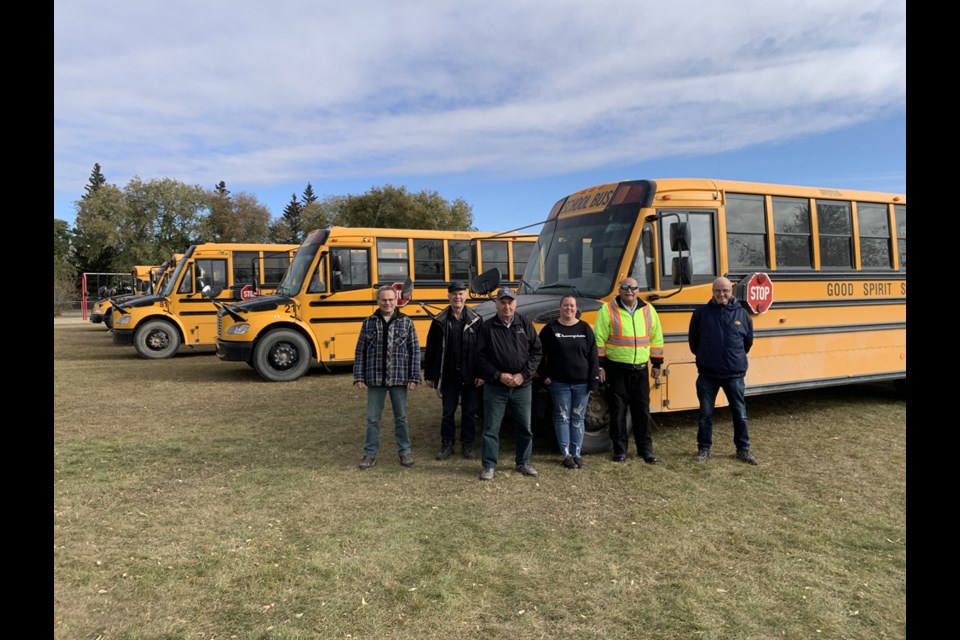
518, 205, 637, 299
158, 246, 196, 297
276, 229, 329, 296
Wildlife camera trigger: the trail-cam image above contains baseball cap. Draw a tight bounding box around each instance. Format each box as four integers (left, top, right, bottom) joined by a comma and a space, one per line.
447, 281, 469, 292
497, 287, 517, 300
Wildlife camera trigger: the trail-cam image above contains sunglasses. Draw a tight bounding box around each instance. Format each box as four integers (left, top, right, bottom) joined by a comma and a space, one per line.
619, 285, 639, 291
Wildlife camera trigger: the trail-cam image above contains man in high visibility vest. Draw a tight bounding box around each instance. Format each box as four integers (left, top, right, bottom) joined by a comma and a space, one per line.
594, 277, 664, 464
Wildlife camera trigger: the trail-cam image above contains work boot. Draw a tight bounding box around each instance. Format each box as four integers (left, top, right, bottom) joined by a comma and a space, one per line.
435, 441, 454, 460
736, 449, 759, 465
694, 448, 711, 462
461, 443, 476, 459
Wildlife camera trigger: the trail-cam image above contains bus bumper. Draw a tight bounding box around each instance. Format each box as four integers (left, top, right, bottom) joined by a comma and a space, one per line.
90, 313, 104, 324
216, 339, 253, 363
112, 329, 134, 345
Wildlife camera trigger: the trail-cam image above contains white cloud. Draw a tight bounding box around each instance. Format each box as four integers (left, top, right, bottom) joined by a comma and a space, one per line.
54, 0, 906, 210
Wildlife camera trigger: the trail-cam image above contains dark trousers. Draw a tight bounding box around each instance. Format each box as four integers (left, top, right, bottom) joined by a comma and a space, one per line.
604, 364, 654, 457
440, 379, 478, 445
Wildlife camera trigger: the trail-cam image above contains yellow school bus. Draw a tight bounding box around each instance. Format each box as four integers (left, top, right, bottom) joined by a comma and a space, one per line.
214, 227, 537, 381
470, 178, 905, 451
90, 257, 183, 329
111, 243, 297, 358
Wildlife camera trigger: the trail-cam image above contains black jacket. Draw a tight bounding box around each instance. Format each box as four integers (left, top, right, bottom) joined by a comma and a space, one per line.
688, 297, 754, 378
423, 305, 481, 394
476, 312, 542, 387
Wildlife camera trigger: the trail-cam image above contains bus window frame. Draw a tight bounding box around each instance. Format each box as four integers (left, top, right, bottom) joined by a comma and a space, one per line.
658, 209, 717, 285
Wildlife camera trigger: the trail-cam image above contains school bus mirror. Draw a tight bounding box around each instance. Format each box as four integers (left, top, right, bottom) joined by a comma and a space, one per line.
672, 257, 692, 286
331, 272, 343, 292
401, 278, 414, 301
670, 222, 691, 252
470, 267, 501, 295
330, 254, 342, 272
201, 283, 223, 299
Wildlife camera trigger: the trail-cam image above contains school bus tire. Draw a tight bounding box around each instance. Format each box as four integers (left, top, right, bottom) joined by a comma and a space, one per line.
133, 319, 182, 359
253, 329, 311, 382
580, 391, 634, 455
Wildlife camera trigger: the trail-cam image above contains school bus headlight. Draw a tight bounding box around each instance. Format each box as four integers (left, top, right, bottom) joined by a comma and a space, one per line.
226, 324, 251, 335
115, 315, 133, 326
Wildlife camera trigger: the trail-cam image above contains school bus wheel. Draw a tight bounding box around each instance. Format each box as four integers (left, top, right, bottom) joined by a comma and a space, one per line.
133, 319, 182, 359
253, 329, 312, 382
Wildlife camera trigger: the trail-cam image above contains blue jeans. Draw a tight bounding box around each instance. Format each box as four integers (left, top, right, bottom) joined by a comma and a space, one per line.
440, 380, 478, 445
364, 386, 411, 458
481, 384, 533, 469
547, 382, 589, 457
696, 375, 750, 452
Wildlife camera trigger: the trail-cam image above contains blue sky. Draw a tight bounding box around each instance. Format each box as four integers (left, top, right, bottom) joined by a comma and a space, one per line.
54, 0, 906, 235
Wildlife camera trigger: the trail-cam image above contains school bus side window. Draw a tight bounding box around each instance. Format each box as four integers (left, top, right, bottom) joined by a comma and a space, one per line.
414, 239, 444, 281
513, 242, 533, 281
894, 205, 906, 270
817, 200, 854, 269
772, 196, 812, 268
307, 256, 327, 293
332, 248, 370, 290
377, 239, 408, 280
178, 264, 194, 293
726, 194, 769, 269
233, 251, 257, 286
482, 241, 509, 280
264, 253, 291, 287
448, 241, 471, 280
196, 259, 228, 290
857, 202, 893, 268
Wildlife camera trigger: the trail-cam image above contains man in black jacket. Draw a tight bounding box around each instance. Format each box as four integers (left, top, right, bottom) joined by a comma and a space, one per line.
475, 287, 542, 481
423, 281, 483, 460
688, 276, 759, 465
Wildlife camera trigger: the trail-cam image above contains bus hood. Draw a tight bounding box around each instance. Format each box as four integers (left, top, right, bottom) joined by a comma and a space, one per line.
224, 293, 296, 314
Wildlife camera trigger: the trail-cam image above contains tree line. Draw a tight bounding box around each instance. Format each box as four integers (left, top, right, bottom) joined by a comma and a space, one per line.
54, 164, 476, 305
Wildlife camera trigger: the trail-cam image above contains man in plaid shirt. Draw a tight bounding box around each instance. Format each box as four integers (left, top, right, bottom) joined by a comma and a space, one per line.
354, 285, 421, 470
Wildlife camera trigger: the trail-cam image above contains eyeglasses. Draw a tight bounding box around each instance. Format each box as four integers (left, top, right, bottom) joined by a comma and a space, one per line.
619, 285, 639, 291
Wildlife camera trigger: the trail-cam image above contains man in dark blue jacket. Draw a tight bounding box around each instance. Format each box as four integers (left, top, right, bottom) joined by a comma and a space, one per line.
688, 277, 758, 465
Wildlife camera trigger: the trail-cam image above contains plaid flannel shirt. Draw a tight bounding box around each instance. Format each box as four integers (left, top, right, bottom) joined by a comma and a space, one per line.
353, 310, 421, 387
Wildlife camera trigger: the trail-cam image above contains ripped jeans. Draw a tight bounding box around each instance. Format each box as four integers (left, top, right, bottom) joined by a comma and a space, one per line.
547, 382, 590, 457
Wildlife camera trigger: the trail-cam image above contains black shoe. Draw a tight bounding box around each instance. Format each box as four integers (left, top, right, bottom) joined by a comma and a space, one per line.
399, 452, 415, 467
435, 442, 454, 460
642, 455, 659, 465
573, 456, 585, 469
612, 454, 626, 463
694, 448, 711, 462
358, 456, 376, 470
461, 443, 476, 459
561, 455, 577, 469
737, 449, 759, 465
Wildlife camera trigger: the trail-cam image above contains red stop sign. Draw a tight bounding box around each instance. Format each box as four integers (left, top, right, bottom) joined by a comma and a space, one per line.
743, 273, 773, 314
240, 285, 256, 300
391, 282, 409, 307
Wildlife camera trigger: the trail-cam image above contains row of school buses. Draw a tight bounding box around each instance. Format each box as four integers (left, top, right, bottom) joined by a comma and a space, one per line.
89, 178, 906, 451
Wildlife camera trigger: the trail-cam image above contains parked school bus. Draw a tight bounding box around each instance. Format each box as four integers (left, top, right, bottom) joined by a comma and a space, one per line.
214, 227, 537, 381
90, 257, 182, 329
465, 178, 906, 452
111, 243, 297, 358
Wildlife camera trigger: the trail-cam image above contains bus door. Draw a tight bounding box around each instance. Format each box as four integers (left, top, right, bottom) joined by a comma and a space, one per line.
323, 246, 374, 362
648, 208, 719, 412
176, 256, 229, 345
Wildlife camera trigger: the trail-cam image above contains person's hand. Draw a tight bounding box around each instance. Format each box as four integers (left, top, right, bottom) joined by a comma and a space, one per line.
652, 367, 661, 387
511, 373, 524, 386
543, 377, 552, 386
407, 381, 418, 391
355, 381, 367, 391
474, 377, 485, 388
598, 368, 606, 384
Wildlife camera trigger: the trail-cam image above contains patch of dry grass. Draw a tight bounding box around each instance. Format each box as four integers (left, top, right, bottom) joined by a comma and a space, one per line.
54, 323, 906, 639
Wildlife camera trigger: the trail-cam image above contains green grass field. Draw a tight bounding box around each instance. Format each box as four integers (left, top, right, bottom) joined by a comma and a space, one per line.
54, 321, 906, 639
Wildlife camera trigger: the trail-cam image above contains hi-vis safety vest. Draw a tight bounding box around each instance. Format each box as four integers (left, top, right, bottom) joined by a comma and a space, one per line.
594, 299, 664, 366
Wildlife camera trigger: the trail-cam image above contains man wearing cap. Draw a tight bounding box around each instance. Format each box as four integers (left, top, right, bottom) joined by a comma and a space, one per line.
594, 277, 664, 464
475, 286, 542, 481
423, 281, 483, 460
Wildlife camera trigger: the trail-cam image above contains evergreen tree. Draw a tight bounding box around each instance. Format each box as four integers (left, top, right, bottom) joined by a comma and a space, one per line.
280, 193, 303, 244
301, 182, 318, 206
82, 163, 107, 200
